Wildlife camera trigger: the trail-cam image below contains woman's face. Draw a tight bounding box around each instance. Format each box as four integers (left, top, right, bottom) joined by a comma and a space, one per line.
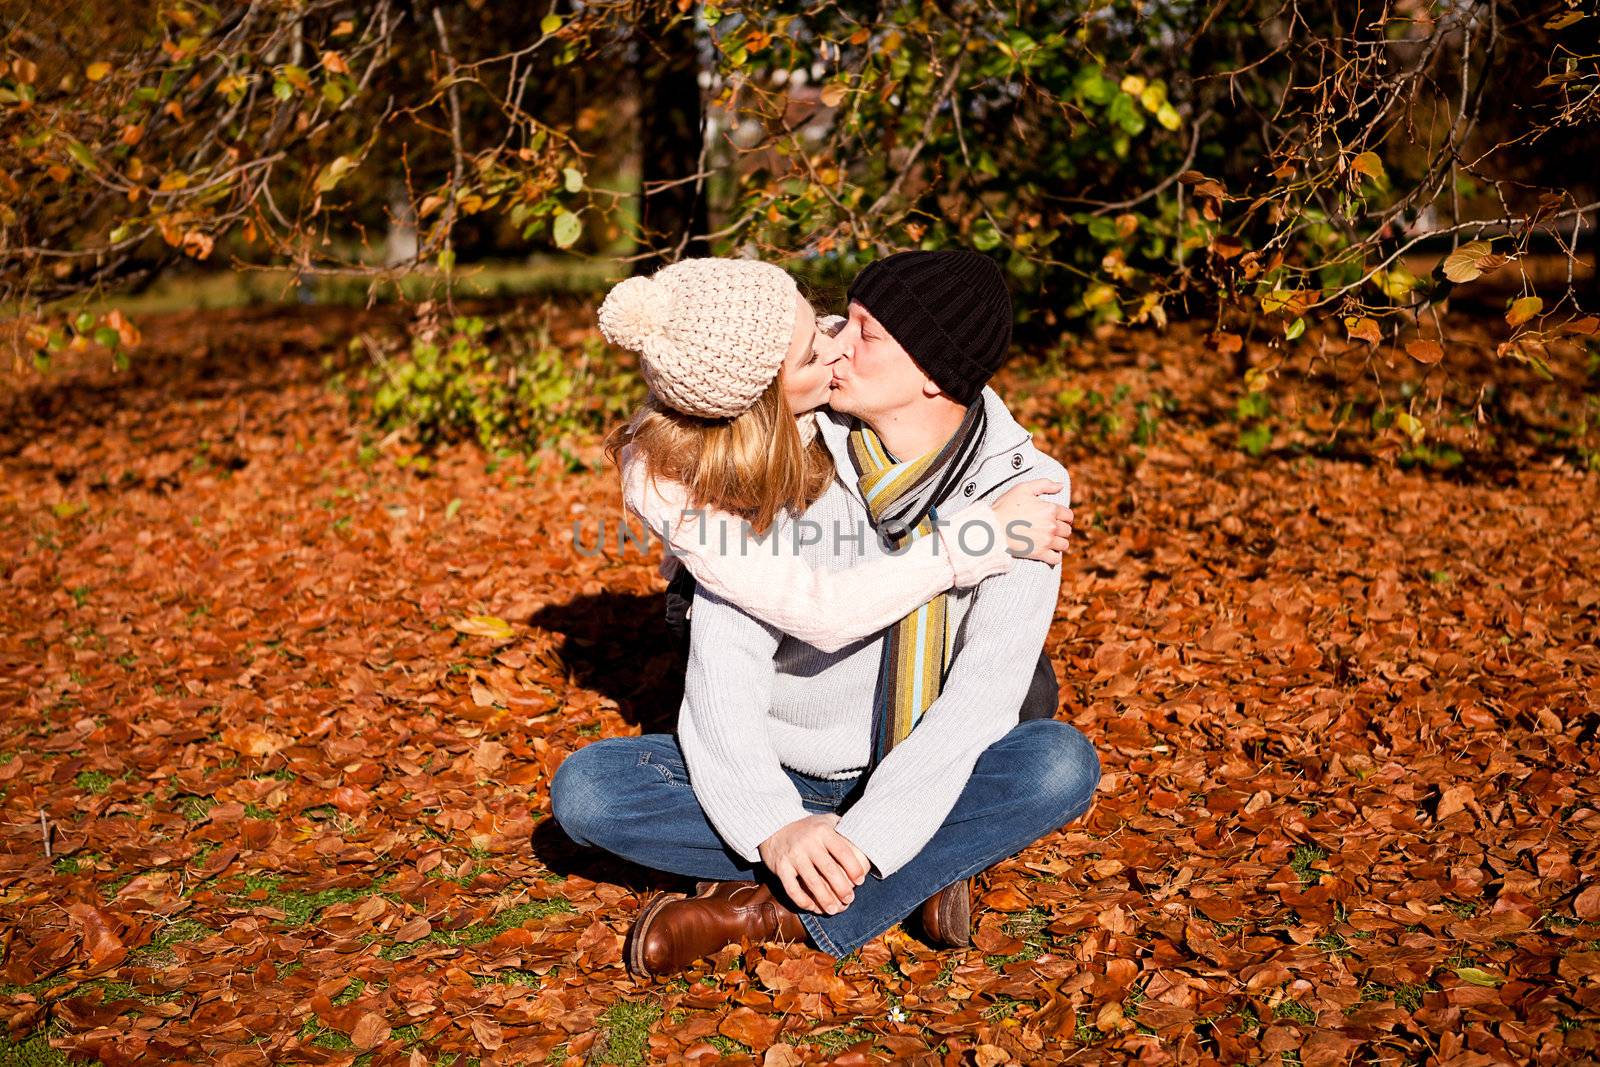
780, 292, 849, 414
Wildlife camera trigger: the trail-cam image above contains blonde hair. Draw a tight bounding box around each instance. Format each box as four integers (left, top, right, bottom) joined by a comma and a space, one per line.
604, 368, 835, 537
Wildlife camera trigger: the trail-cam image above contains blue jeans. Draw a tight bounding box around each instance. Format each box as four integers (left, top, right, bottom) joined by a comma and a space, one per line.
548, 718, 1101, 958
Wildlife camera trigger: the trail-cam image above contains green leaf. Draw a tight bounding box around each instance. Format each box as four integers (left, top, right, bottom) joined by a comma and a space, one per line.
1076, 66, 1113, 104
93, 327, 119, 349
1284, 317, 1305, 341
66, 139, 97, 171
552, 209, 581, 249
437, 248, 455, 273
1237, 423, 1271, 457
1108, 92, 1146, 136
971, 218, 1001, 252
562, 167, 583, 193
540, 13, 562, 34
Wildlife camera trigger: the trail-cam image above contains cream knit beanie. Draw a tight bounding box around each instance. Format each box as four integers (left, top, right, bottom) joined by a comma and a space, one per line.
597, 258, 799, 419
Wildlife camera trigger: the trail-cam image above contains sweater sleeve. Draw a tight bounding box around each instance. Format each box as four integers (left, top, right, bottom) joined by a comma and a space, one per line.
622, 454, 1014, 654
831, 471, 1070, 880
676, 585, 810, 863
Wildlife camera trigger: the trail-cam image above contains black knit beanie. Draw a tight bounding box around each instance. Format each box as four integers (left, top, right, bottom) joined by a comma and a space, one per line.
846, 249, 1013, 406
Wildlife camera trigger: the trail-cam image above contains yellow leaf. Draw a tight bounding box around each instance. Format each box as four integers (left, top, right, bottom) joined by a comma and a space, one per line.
1345, 317, 1381, 345
1373, 264, 1417, 300
1442, 240, 1513, 284
315, 154, 359, 194
1394, 411, 1425, 446
1506, 295, 1542, 327
86, 62, 111, 82
452, 615, 515, 640
1455, 966, 1504, 987
1352, 151, 1385, 182
1082, 282, 1116, 309
1119, 74, 1146, 96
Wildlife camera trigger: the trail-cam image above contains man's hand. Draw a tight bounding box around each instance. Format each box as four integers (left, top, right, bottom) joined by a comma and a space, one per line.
758, 813, 871, 914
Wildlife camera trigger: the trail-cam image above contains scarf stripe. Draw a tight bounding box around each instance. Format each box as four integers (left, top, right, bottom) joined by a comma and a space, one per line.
847, 404, 988, 769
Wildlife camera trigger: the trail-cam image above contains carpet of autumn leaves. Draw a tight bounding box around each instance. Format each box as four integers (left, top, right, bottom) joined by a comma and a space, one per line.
2, 300, 1598, 1067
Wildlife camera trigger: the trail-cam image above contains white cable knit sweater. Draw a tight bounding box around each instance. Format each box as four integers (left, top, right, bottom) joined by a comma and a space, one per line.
673, 387, 1072, 880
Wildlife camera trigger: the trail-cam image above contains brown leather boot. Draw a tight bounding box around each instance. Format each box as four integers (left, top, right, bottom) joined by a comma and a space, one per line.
625, 879, 810, 979
918, 876, 973, 947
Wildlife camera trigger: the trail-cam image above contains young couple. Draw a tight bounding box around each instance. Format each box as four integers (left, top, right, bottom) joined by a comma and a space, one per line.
548, 249, 1102, 978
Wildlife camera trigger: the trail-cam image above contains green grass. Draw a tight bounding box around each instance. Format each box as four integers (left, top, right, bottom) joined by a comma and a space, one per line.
0, 1024, 93, 1066
981, 995, 1026, 1023
378, 899, 575, 960
331, 977, 371, 1006
1313, 932, 1352, 957
1289, 845, 1326, 885
808, 1026, 872, 1055
75, 978, 184, 1007
73, 770, 115, 794
586, 999, 663, 1067
297, 1016, 354, 1051
983, 905, 1052, 967
1274, 999, 1316, 1024
175, 794, 216, 822
231, 873, 403, 926
704, 1034, 750, 1057
131, 918, 214, 965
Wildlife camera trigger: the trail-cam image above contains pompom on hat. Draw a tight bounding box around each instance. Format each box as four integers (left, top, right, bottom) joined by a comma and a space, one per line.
597, 258, 799, 419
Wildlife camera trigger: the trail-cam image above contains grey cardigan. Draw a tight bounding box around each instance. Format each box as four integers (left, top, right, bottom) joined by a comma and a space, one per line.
675, 385, 1072, 880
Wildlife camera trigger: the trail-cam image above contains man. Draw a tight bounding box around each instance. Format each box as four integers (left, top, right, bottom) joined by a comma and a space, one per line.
551, 249, 1101, 975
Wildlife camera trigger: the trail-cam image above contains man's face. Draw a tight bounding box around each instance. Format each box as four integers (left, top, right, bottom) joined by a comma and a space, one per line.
827, 300, 937, 418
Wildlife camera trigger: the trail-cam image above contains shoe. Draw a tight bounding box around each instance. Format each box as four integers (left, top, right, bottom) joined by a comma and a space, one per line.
625, 879, 809, 979
919, 876, 972, 947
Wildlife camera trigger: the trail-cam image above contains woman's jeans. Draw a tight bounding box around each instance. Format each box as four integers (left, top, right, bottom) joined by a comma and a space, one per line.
548, 718, 1101, 958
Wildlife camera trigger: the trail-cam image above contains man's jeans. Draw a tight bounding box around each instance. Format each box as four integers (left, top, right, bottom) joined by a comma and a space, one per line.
549, 718, 1101, 958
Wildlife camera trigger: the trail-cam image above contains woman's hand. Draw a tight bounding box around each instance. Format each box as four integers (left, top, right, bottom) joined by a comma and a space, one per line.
758, 813, 870, 914
991, 479, 1073, 564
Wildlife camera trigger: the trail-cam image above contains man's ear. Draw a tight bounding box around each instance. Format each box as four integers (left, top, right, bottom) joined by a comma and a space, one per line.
920, 377, 944, 399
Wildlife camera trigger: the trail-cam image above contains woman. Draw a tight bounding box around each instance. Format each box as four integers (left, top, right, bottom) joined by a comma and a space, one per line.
597, 256, 1072, 652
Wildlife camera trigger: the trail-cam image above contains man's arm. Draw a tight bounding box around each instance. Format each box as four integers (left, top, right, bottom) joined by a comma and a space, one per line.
676, 585, 811, 863
832, 470, 1069, 880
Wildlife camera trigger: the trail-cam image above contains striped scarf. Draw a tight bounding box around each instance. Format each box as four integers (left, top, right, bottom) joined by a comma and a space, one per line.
846, 401, 989, 770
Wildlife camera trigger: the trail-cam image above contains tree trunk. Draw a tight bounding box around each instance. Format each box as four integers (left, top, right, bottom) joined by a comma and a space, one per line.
633, 11, 709, 275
